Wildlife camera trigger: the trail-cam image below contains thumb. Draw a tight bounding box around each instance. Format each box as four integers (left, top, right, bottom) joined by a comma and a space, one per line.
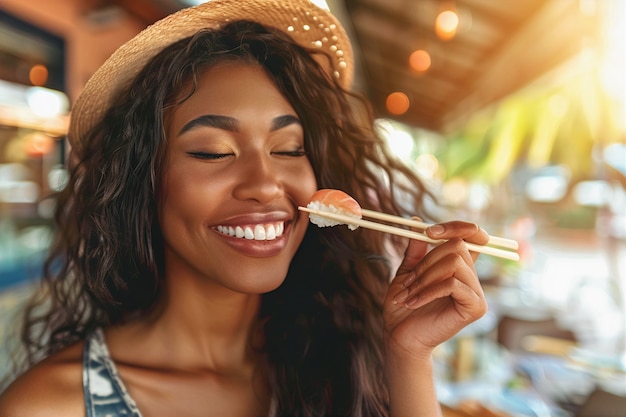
395, 217, 429, 276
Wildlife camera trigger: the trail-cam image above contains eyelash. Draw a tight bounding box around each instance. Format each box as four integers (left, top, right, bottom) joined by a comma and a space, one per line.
187, 150, 307, 159
187, 152, 232, 160
274, 150, 308, 157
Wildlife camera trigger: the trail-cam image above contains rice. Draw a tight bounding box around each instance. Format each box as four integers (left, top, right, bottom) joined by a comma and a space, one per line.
306, 201, 360, 231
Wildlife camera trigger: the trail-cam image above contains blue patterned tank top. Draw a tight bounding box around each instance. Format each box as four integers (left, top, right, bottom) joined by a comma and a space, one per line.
82, 328, 277, 416
83, 328, 142, 417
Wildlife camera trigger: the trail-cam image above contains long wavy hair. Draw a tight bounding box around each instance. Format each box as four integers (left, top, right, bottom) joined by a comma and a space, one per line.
13, 21, 434, 416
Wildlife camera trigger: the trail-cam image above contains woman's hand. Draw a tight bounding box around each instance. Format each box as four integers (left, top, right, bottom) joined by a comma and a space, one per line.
383, 220, 489, 360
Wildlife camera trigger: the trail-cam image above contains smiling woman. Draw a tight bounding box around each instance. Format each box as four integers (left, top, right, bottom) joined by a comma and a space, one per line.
0, 1, 492, 416
159, 61, 315, 291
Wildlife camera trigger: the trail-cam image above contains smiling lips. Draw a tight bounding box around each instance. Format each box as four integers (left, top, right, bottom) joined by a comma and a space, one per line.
216, 222, 285, 241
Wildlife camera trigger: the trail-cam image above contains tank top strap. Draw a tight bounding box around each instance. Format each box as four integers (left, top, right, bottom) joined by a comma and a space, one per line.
83, 328, 142, 417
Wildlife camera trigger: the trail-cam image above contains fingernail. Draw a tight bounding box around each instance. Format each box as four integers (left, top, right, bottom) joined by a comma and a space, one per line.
393, 287, 409, 305
405, 295, 419, 307
401, 271, 416, 288
428, 224, 444, 236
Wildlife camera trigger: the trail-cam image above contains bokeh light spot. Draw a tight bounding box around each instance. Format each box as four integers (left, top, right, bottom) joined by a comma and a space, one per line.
409, 49, 432, 72
436, 10, 459, 40
386, 92, 410, 115
29, 64, 48, 86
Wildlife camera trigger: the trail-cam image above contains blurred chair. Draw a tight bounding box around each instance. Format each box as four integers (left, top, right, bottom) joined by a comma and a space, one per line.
576, 388, 626, 417
497, 315, 577, 356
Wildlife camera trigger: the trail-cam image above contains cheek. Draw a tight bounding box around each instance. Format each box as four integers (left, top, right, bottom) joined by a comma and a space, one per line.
157, 163, 220, 230
292, 161, 318, 205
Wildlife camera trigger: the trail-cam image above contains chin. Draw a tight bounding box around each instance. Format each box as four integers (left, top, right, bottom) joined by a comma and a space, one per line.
227, 262, 290, 295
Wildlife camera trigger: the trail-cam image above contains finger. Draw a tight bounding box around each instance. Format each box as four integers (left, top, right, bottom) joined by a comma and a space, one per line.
413, 248, 478, 292
391, 248, 478, 306
410, 238, 475, 287
426, 221, 489, 262
405, 276, 488, 321
426, 221, 489, 246
386, 218, 430, 308
389, 239, 473, 305
389, 220, 482, 306
394, 218, 430, 277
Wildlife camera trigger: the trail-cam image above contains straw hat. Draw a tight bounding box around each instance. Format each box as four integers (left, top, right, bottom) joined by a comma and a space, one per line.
69, 0, 353, 143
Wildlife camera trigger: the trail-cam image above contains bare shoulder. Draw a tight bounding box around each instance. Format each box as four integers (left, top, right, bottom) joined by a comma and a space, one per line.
0, 340, 85, 417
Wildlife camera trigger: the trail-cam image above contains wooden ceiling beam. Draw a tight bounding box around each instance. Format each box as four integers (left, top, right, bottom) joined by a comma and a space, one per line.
441, 0, 596, 132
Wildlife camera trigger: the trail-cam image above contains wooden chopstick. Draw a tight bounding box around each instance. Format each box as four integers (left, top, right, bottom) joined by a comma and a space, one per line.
360, 209, 519, 250
299, 207, 520, 262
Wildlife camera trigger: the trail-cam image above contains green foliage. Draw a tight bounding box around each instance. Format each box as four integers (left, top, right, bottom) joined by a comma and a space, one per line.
437, 68, 622, 184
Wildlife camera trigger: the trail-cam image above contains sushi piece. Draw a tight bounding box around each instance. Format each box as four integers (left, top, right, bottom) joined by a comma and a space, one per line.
306, 189, 362, 230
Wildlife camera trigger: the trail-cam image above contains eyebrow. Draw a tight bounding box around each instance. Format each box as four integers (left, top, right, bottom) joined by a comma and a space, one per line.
178, 114, 301, 136
178, 115, 238, 135
270, 114, 301, 131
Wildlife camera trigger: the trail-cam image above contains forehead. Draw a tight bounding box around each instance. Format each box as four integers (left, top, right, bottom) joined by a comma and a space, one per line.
195, 61, 277, 100
166, 61, 298, 134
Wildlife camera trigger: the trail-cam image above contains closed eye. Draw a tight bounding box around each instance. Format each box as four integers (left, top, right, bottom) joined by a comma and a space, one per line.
187, 151, 234, 160
273, 150, 307, 157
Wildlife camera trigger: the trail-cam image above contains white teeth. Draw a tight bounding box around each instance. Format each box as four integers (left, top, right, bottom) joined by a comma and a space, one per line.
266, 224, 276, 240
253, 225, 265, 240
217, 222, 284, 241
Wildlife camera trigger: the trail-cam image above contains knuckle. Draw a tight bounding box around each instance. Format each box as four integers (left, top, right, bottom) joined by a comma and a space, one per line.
448, 252, 466, 270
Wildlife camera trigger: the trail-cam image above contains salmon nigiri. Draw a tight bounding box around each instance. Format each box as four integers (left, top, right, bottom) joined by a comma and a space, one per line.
305, 189, 362, 230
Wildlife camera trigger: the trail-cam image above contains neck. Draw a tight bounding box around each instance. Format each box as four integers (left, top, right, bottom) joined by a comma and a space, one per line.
141, 274, 265, 373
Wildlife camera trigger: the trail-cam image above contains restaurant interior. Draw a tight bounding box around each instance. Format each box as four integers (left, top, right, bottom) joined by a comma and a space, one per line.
0, 0, 625, 415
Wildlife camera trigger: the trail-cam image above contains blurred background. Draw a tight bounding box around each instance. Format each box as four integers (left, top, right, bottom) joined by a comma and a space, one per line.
0, 0, 624, 415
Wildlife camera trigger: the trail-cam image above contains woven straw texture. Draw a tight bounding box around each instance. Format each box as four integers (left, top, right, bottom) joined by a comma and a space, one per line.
69, 0, 353, 143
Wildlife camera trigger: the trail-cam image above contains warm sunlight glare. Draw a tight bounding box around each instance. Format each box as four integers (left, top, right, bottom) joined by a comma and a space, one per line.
600, 0, 626, 130
375, 119, 415, 160
435, 10, 459, 40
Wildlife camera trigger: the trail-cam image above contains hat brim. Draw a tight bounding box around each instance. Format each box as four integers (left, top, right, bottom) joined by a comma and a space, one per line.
69, 0, 353, 143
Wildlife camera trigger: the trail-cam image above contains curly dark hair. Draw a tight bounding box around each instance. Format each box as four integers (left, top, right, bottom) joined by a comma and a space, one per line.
14, 21, 434, 417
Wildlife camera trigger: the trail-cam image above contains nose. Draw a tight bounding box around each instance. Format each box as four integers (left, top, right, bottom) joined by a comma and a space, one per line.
232, 153, 283, 204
